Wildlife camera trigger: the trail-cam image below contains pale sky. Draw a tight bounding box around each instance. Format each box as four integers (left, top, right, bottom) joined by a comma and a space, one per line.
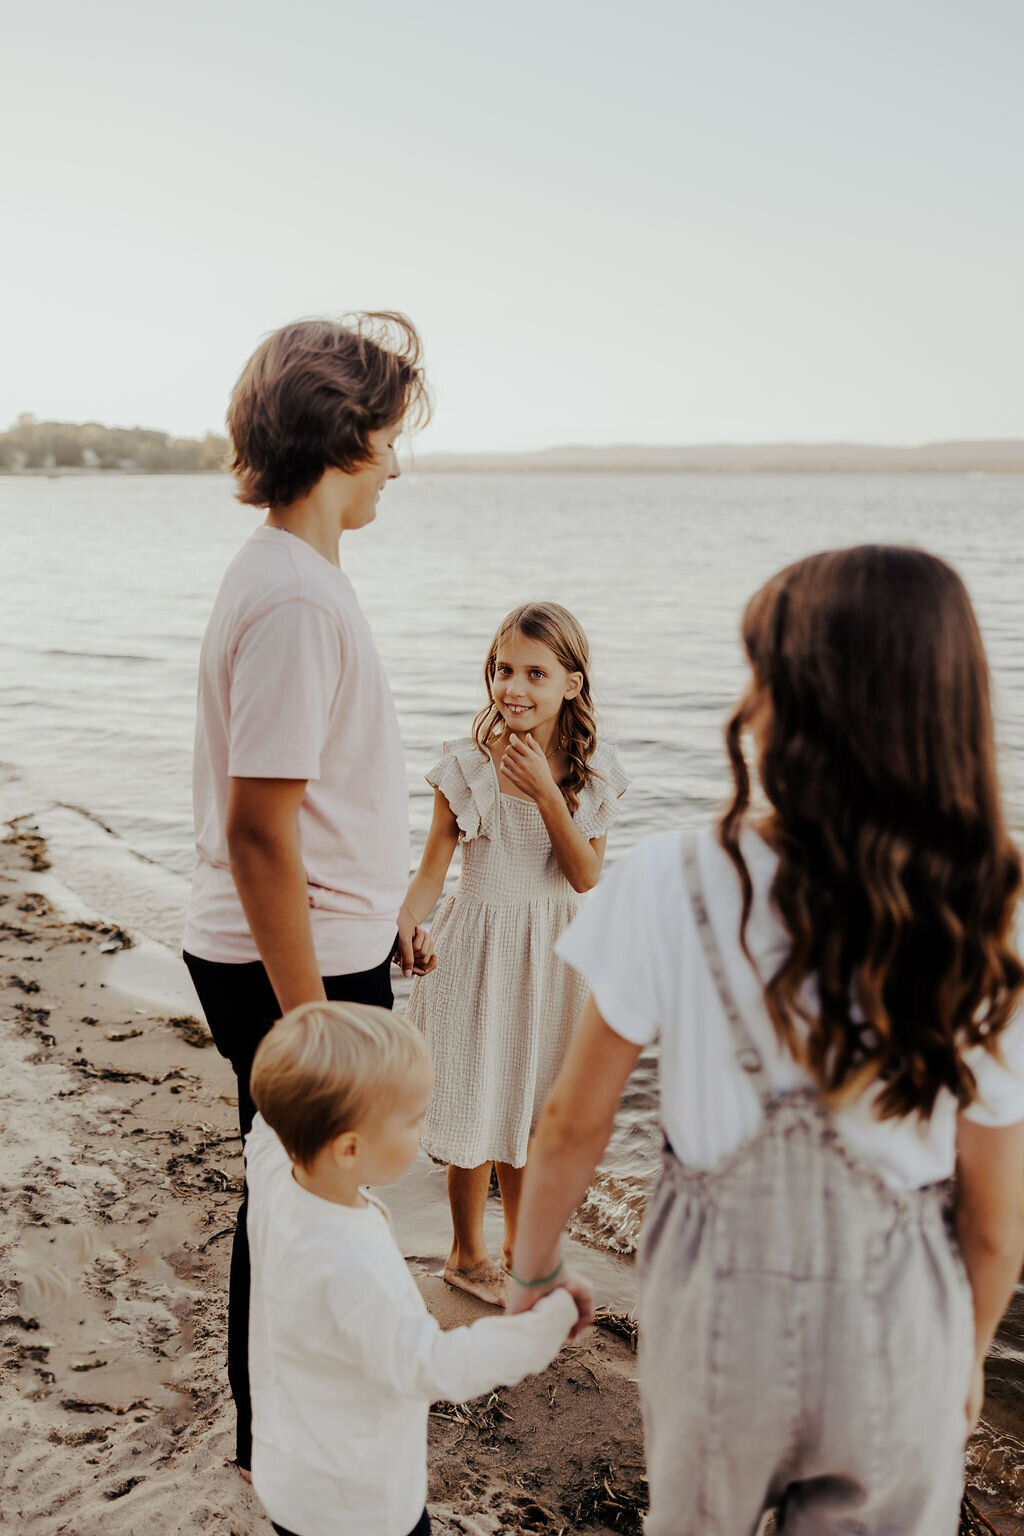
4, 0, 1022, 453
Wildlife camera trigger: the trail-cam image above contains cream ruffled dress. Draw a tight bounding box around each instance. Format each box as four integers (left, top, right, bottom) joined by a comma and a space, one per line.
407, 737, 629, 1169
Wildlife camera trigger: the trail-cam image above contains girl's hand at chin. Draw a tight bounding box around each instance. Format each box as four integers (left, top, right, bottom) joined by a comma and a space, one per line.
500, 733, 556, 802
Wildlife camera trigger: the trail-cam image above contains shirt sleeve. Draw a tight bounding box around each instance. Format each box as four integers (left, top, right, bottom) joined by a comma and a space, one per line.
328, 1284, 576, 1403
556, 836, 678, 1047
243, 1113, 292, 1186
962, 1011, 1024, 1126
228, 600, 342, 780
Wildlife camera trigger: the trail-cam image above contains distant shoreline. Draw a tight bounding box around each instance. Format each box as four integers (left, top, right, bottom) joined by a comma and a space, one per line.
4, 427, 1024, 478
4, 462, 1023, 479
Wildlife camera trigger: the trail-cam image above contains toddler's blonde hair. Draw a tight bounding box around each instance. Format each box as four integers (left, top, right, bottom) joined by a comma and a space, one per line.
250, 1001, 430, 1168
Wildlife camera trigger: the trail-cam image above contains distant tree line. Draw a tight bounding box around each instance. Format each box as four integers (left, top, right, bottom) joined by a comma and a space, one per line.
0, 414, 229, 473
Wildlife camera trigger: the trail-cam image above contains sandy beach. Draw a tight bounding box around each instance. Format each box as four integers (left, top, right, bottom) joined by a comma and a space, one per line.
0, 820, 647, 1536
1, 816, 1021, 1535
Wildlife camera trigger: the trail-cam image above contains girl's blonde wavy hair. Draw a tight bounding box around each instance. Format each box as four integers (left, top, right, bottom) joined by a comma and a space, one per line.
472, 602, 598, 815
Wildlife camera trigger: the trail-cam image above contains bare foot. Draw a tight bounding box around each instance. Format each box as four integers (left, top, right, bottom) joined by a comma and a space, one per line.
442, 1260, 507, 1308
237, 1465, 252, 1484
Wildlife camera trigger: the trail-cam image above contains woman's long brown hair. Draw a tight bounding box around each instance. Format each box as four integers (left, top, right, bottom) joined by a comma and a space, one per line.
719, 545, 1023, 1119
472, 602, 598, 815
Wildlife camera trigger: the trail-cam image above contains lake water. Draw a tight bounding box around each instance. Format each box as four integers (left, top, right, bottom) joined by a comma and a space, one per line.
2, 470, 1024, 1497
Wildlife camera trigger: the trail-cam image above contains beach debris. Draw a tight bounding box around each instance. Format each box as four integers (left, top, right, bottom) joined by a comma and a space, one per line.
571, 1464, 648, 1534
430, 1388, 513, 1434
0, 920, 38, 942
6, 973, 40, 993
72, 919, 134, 952
3, 818, 50, 871
16, 891, 54, 917
593, 1307, 639, 1352
74, 1059, 189, 1086
105, 1027, 144, 1042
61, 1396, 151, 1416
199, 1226, 235, 1252
15, 1002, 50, 1026
167, 1014, 212, 1049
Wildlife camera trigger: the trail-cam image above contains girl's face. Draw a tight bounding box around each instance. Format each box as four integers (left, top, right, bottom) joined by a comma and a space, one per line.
491, 631, 582, 737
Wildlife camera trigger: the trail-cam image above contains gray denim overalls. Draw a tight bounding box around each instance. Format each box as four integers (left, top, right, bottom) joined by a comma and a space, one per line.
636, 835, 974, 1536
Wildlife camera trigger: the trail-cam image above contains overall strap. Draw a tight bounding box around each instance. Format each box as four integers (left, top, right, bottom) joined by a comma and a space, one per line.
681, 832, 776, 1111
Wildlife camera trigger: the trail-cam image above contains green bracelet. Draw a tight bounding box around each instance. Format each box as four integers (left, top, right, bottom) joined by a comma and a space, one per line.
507, 1257, 564, 1288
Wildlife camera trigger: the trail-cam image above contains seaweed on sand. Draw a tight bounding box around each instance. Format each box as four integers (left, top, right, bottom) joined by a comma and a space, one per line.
592, 1307, 638, 1352
429, 1388, 513, 1433
571, 1464, 648, 1534
167, 1015, 212, 1048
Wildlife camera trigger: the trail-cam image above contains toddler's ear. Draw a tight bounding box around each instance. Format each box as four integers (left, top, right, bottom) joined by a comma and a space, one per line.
329, 1130, 360, 1166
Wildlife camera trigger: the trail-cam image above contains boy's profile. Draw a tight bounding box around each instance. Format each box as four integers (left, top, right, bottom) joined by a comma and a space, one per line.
246, 1002, 578, 1536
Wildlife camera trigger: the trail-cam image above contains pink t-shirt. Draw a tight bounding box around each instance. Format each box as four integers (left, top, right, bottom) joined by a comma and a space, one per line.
183, 527, 410, 975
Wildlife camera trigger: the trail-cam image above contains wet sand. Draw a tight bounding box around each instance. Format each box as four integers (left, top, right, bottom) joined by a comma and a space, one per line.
0, 816, 1018, 1534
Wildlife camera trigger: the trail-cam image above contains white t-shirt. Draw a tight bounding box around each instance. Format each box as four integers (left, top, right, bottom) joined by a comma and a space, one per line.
184, 527, 410, 974
245, 1116, 575, 1536
557, 825, 1024, 1191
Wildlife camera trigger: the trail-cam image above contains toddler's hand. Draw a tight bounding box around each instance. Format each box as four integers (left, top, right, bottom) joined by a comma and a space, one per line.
507, 1265, 594, 1339
499, 733, 557, 803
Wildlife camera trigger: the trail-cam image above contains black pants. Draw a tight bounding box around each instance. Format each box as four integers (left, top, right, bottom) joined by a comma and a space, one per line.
183, 947, 394, 1470
272, 1511, 430, 1536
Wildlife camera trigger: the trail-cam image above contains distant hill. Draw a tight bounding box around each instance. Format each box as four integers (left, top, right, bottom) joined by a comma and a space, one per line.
412, 440, 1024, 474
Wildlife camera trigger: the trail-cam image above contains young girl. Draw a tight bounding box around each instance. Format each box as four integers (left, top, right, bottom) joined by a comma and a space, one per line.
402, 602, 628, 1307
509, 547, 1024, 1536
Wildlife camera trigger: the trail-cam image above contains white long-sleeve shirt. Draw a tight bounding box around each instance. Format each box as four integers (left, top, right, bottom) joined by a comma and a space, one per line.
245, 1115, 575, 1536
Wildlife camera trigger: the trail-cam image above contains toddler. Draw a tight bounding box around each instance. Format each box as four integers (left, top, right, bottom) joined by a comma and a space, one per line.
246, 1000, 580, 1536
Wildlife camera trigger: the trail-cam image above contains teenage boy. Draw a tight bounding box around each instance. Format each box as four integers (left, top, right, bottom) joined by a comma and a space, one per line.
183, 313, 433, 1473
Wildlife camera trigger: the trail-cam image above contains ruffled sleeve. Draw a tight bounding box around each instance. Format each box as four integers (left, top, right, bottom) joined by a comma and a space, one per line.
425, 738, 498, 842
573, 742, 630, 839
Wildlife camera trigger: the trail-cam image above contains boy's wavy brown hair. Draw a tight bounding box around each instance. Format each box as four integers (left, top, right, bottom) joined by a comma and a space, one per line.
472, 602, 598, 816
227, 312, 430, 508
720, 545, 1023, 1120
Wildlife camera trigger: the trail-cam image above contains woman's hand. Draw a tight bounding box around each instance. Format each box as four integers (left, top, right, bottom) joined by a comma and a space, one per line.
499, 733, 558, 804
